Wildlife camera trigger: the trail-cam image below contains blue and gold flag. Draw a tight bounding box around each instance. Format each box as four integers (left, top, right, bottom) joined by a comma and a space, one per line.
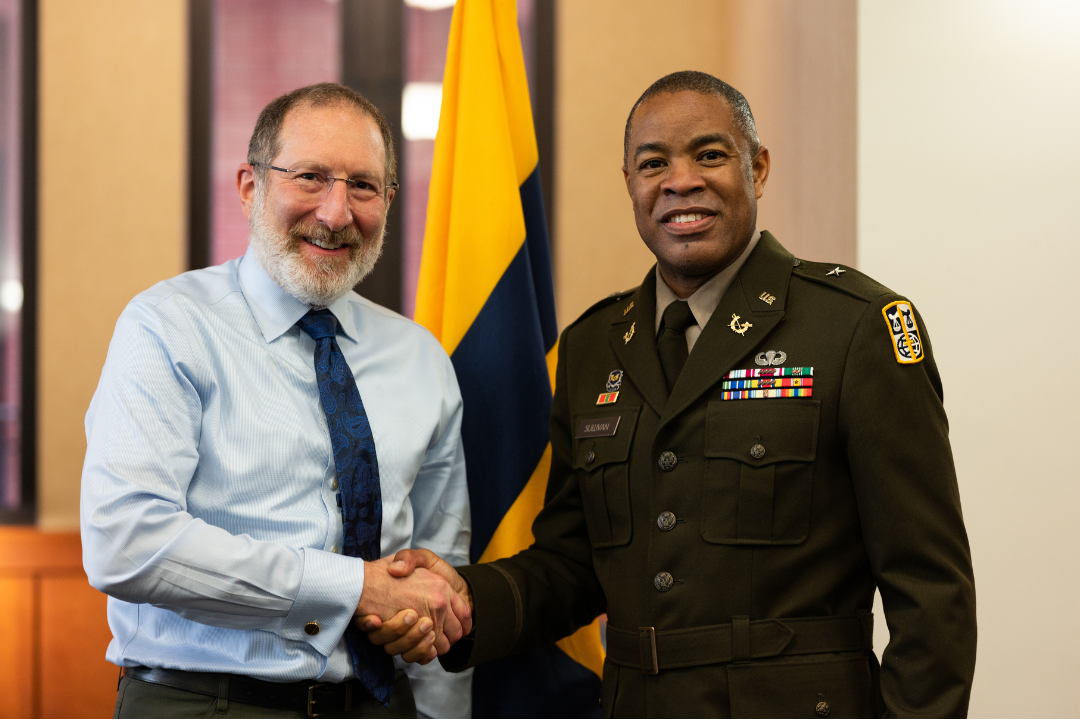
414, 0, 604, 715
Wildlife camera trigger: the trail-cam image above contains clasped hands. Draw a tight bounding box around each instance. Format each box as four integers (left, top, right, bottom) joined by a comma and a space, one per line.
356, 550, 470, 664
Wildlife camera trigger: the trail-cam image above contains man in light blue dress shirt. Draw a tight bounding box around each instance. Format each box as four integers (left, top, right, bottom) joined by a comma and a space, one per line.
81, 83, 473, 718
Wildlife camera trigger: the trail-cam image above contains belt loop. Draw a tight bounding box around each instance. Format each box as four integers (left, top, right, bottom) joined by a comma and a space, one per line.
859, 611, 874, 652
216, 674, 229, 715
638, 627, 659, 674
732, 615, 751, 662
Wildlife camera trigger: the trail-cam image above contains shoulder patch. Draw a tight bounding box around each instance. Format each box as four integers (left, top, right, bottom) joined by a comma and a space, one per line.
881, 300, 925, 364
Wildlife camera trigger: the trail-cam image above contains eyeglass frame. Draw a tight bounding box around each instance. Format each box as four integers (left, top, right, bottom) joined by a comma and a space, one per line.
251, 162, 399, 201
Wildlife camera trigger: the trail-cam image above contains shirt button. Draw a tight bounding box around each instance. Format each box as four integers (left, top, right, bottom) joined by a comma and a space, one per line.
585, 450, 596, 465
657, 451, 678, 472
657, 511, 676, 531
654, 572, 674, 592
304, 621, 320, 636
331, 545, 339, 554
330, 478, 339, 491
750, 443, 766, 459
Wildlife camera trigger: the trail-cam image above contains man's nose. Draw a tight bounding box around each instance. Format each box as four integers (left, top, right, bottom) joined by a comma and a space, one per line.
314, 179, 353, 232
662, 158, 705, 195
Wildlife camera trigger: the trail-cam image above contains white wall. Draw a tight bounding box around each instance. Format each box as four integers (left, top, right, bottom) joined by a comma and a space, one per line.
858, 2, 1080, 716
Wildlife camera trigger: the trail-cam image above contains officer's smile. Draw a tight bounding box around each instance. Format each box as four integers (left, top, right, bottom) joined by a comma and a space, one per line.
660, 208, 717, 234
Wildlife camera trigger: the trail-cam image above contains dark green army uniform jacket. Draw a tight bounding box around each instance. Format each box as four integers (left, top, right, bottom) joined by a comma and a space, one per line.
443, 233, 976, 717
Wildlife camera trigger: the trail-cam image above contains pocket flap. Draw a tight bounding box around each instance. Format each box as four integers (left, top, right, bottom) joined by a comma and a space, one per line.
572, 406, 641, 469
705, 400, 820, 466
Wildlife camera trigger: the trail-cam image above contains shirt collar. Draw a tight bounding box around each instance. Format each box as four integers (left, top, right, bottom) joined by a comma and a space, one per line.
655, 228, 761, 335
238, 249, 359, 343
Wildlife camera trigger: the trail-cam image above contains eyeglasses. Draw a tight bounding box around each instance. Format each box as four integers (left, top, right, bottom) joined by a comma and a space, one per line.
252, 163, 398, 202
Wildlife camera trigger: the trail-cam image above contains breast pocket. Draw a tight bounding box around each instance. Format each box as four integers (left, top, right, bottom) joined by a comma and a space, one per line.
702, 400, 820, 545
571, 406, 641, 548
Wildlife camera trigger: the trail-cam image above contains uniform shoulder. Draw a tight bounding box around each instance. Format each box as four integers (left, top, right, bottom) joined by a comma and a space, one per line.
565, 286, 640, 332
790, 259, 895, 304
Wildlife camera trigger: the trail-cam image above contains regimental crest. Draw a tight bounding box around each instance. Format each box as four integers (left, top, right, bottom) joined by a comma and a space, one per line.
882, 300, 925, 364
606, 370, 624, 393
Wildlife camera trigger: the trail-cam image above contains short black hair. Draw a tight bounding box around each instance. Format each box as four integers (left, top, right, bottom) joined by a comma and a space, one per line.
623, 71, 760, 167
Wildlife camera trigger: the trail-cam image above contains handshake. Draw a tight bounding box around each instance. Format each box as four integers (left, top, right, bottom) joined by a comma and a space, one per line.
355, 549, 472, 664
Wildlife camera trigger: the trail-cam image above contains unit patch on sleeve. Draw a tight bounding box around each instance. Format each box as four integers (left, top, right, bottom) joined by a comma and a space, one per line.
882, 300, 925, 364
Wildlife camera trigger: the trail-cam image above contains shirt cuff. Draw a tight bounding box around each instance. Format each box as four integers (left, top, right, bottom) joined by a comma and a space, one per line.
281, 548, 365, 656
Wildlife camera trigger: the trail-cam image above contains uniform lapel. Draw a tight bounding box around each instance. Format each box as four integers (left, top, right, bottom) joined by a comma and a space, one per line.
659, 233, 794, 429
610, 268, 668, 417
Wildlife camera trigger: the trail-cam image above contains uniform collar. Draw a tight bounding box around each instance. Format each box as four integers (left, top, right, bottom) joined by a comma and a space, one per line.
611, 230, 794, 423
654, 228, 761, 336
238, 248, 359, 344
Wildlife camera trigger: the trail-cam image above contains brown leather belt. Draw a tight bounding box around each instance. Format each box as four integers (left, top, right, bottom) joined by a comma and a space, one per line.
124, 665, 367, 717
606, 613, 873, 674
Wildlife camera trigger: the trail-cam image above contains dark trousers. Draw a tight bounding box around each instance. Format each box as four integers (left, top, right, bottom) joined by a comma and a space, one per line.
114, 670, 417, 719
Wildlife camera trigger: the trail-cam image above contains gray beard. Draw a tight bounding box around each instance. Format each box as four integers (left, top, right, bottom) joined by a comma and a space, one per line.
248, 190, 384, 308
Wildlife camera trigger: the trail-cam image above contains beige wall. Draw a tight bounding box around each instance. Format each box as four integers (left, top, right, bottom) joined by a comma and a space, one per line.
858, 1, 1080, 716
38, 0, 187, 528
552, 0, 856, 328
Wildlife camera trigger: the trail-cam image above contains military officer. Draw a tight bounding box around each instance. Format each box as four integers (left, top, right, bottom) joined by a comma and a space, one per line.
370, 71, 977, 718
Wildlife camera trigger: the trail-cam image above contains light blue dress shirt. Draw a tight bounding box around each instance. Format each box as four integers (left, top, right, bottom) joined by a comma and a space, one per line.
81, 251, 472, 717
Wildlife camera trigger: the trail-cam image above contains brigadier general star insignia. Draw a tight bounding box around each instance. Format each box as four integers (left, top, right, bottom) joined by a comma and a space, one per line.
826, 266, 846, 277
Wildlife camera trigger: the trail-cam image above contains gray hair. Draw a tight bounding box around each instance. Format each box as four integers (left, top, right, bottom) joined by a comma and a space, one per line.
247, 82, 397, 187
623, 71, 760, 167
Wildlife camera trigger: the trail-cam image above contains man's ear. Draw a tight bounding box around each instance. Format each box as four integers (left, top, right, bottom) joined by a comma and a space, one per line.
622, 165, 631, 195
237, 163, 258, 220
752, 146, 771, 199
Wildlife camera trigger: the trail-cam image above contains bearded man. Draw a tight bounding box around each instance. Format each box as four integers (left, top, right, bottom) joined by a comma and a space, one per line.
81, 83, 473, 719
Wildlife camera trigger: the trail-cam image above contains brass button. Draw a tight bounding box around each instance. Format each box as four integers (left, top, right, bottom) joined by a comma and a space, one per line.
750, 443, 765, 459
815, 700, 830, 717
585, 450, 596, 465
304, 621, 320, 636
330, 478, 339, 491
657, 511, 676, 532
657, 451, 678, 472
654, 572, 674, 592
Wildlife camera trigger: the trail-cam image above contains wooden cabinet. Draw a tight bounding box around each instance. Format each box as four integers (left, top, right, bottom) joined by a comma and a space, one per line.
0, 528, 116, 719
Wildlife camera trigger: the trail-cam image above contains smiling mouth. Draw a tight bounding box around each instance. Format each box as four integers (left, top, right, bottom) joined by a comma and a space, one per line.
666, 213, 711, 224
302, 236, 347, 251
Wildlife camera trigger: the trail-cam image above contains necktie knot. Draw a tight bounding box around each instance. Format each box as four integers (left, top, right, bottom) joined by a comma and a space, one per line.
661, 300, 697, 334
297, 309, 338, 341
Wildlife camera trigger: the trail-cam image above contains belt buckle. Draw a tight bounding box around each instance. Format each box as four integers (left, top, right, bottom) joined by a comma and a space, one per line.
638, 626, 659, 675
307, 682, 330, 718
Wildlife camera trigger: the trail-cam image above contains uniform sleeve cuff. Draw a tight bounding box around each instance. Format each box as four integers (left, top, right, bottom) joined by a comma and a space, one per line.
440, 563, 520, 670
281, 548, 365, 656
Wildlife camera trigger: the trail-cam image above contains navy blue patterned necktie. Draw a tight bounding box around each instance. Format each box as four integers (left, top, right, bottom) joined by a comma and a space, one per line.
296, 309, 394, 706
